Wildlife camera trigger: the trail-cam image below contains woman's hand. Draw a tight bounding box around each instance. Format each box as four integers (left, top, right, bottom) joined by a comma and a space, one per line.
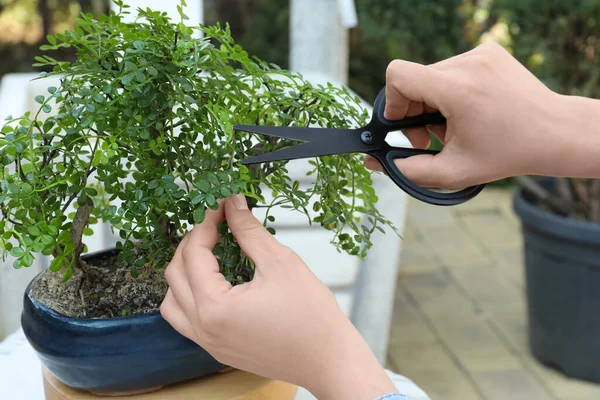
160, 195, 397, 400
367, 42, 600, 187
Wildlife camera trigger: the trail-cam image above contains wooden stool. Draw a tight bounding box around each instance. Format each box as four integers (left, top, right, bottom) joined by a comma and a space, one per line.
42, 367, 298, 400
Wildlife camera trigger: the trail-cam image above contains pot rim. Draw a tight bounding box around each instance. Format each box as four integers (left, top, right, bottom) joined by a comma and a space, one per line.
513, 181, 600, 246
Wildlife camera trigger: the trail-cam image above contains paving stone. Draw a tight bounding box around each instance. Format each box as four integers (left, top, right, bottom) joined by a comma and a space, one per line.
449, 263, 525, 306
398, 236, 439, 267
390, 188, 600, 399
403, 222, 420, 241
460, 210, 522, 251
415, 223, 487, 264
388, 343, 484, 400
398, 261, 444, 278
440, 253, 494, 271
428, 315, 509, 358
485, 301, 529, 354
525, 358, 600, 399
388, 291, 438, 348
407, 203, 459, 227
470, 365, 554, 400
493, 246, 526, 287
400, 271, 478, 320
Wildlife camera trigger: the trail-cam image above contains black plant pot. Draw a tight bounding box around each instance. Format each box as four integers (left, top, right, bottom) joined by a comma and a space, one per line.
513, 180, 600, 383
21, 248, 227, 394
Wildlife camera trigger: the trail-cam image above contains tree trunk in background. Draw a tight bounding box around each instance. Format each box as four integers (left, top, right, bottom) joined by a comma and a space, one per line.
213, 0, 262, 39
39, 0, 50, 37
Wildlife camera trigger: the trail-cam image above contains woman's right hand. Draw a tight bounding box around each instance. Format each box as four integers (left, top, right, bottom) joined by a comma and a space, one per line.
366, 42, 600, 187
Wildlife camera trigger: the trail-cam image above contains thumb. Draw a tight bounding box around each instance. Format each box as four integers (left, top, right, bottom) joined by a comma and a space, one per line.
385, 60, 450, 119
225, 194, 282, 266
393, 153, 458, 190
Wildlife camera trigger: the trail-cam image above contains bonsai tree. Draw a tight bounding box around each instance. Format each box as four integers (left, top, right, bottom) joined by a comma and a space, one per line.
0, 1, 395, 318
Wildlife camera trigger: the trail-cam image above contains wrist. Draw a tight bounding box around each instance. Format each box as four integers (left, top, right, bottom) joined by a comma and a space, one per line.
536, 93, 600, 178
306, 318, 397, 400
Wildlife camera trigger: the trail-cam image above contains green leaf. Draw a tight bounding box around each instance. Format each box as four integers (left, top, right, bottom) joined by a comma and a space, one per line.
10, 247, 25, 257
46, 34, 57, 45
62, 265, 72, 282
28, 226, 41, 236
147, 66, 158, 76
121, 73, 135, 85
41, 235, 54, 245
191, 194, 203, 205
124, 61, 137, 71
133, 40, 145, 51
35, 95, 45, 104
197, 180, 210, 192
193, 207, 206, 224
22, 252, 34, 267
206, 193, 216, 206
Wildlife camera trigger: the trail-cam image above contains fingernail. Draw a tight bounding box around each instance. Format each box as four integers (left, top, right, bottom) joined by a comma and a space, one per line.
232, 194, 248, 210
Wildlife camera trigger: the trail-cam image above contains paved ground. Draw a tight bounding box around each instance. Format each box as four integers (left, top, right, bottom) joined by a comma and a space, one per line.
385, 187, 600, 400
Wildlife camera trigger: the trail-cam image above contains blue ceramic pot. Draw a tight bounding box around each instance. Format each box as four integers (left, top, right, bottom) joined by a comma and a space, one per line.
21, 249, 227, 394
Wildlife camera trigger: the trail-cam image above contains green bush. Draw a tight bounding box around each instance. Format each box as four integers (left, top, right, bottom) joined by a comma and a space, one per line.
489, 0, 600, 98
349, 0, 472, 101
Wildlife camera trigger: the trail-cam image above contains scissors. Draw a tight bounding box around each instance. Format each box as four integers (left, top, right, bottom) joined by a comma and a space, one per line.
233, 87, 485, 206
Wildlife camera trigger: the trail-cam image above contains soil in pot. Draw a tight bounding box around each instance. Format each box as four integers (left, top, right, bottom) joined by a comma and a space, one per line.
30, 244, 172, 319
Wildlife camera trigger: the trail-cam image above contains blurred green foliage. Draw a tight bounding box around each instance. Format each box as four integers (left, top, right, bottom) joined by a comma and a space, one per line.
348, 0, 473, 102
489, 0, 600, 98
0, 0, 108, 79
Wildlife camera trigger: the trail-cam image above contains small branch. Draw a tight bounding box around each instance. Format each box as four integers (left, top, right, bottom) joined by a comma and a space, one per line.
88, 127, 132, 153
41, 148, 59, 171
15, 158, 27, 182
0, 204, 23, 226
589, 180, 600, 223
516, 176, 574, 215
61, 167, 97, 212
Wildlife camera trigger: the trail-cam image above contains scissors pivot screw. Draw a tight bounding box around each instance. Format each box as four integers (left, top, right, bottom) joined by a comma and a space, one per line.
361, 131, 374, 145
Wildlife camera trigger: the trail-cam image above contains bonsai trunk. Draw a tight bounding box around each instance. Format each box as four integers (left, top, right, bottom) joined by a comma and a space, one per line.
71, 197, 94, 266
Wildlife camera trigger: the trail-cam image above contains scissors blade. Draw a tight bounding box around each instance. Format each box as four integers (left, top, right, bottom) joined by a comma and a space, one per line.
234, 124, 354, 142
241, 131, 366, 165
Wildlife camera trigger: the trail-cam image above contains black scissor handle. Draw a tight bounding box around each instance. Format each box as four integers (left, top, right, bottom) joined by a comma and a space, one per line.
368, 86, 485, 206
369, 147, 485, 206
372, 87, 446, 131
